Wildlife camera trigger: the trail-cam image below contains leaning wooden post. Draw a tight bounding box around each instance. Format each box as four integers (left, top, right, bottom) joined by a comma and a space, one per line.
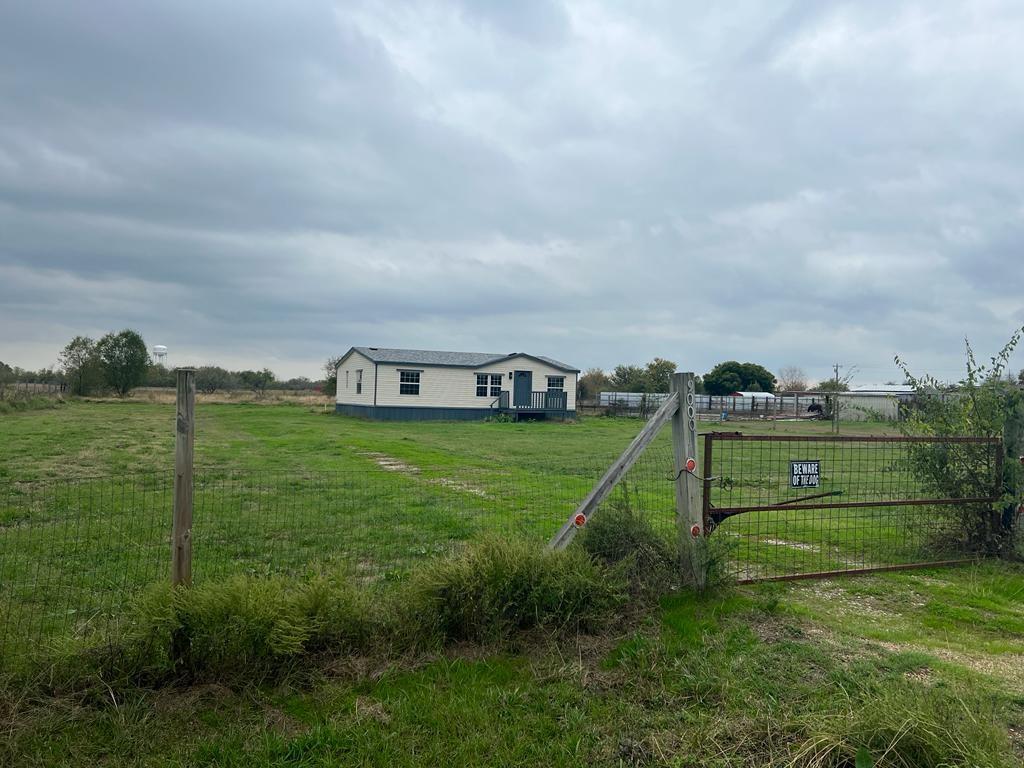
172, 367, 195, 587
671, 372, 706, 590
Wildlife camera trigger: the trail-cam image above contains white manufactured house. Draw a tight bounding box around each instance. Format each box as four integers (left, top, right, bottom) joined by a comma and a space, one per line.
335, 347, 579, 421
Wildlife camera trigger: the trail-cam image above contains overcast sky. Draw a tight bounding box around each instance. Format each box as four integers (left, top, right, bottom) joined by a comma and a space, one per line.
2, 1, 1023, 383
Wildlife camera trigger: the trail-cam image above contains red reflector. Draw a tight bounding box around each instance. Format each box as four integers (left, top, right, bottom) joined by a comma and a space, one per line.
690, 524, 701, 538
573, 513, 587, 528
685, 458, 697, 472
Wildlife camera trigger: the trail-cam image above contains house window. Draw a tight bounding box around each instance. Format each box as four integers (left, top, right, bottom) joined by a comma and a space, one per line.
547, 376, 565, 392
356, 369, 362, 395
399, 370, 420, 395
345, 371, 349, 390
476, 373, 502, 397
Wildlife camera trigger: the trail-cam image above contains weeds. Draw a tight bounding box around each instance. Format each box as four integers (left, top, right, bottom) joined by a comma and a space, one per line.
37, 569, 378, 691
22, 538, 630, 692
578, 503, 677, 596
400, 537, 627, 645
0, 395, 64, 415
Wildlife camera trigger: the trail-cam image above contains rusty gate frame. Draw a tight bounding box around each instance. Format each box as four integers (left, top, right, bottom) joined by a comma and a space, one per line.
701, 432, 1005, 582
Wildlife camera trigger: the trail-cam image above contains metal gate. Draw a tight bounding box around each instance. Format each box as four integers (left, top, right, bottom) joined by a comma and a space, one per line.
701, 433, 1004, 582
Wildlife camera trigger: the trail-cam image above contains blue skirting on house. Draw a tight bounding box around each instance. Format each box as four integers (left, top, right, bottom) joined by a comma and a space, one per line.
335, 403, 576, 422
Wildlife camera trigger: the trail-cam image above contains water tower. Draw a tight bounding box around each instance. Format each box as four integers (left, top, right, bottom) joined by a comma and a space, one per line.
152, 345, 168, 366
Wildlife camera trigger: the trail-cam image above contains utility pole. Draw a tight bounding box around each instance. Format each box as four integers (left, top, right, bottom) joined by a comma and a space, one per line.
832, 363, 841, 434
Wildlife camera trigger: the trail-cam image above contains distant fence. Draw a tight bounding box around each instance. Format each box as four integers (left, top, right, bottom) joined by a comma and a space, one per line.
594, 392, 827, 418
0, 381, 66, 398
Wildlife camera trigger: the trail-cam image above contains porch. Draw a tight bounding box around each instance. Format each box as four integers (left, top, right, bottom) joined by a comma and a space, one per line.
493, 390, 569, 418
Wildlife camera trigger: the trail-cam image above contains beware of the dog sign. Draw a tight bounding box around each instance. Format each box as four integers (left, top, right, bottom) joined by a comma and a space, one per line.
790, 460, 820, 488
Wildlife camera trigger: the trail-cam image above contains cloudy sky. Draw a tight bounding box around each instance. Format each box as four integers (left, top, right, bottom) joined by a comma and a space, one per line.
2, 1, 1023, 383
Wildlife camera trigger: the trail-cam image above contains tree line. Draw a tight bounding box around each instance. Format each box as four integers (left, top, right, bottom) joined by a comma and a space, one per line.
576, 359, 892, 400
1, 331, 323, 398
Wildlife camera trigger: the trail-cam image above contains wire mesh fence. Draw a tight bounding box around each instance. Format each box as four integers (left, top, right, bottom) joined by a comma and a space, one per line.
703, 433, 1005, 582
1, 427, 1008, 665
0, 448, 678, 665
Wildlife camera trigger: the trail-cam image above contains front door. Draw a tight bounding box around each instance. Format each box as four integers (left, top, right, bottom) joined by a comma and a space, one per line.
513, 370, 532, 407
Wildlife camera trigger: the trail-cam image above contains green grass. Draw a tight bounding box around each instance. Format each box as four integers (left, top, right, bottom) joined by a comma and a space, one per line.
0, 400, 898, 482
0, 402, 975, 662
1, 403, 1022, 765
4, 564, 1023, 766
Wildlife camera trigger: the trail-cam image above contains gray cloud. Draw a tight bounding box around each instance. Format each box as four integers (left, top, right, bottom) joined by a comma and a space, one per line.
1, 0, 1023, 382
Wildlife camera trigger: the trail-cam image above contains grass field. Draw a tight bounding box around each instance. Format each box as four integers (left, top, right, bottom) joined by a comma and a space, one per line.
0, 401, 987, 663
2, 402, 1024, 765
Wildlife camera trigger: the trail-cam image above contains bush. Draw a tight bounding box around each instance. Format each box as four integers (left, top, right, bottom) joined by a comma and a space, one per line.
897, 328, 1024, 555
399, 537, 626, 645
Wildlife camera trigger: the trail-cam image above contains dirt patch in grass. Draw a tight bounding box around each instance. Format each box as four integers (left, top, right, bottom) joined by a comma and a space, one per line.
806, 583, 901, 620
352, 696, 392, 725
152, 683, 234, 715
263, 705, 310, 737
359, 451, 491, 498
877, 640, 1024, 693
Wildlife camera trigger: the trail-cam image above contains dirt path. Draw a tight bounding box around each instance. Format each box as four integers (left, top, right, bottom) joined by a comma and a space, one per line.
358, 451, 490, 498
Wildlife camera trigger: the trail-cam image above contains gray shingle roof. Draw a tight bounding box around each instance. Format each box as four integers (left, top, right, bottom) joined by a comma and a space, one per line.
348, 347, 578, 372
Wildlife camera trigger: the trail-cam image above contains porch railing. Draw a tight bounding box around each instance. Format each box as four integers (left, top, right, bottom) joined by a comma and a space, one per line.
496, 390, 568, 411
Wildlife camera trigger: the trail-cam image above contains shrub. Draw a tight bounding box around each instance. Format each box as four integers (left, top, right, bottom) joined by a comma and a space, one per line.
897, 328, 1024, 555
399, 537, 626, 645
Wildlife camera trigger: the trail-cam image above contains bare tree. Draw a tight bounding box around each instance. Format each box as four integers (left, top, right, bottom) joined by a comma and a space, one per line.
777, 365, 808, 392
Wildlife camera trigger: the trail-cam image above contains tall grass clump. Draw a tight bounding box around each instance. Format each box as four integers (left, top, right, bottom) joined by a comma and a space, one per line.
400, 537, 627, 645
788, 679, 1013, 768
40, 568, 376, 690
577, 504, 677, 596
0, 395, 64, 415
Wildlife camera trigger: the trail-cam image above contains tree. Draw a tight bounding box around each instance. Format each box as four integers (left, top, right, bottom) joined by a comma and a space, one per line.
238, 368, 275, 396
195, 366, 237, 394
0, 360, 13, 396
644, 358, 677, 393
577, 367, 612, 401
96, 329, 150, 396
145, 363, 176, 388
60, 336, 102, 396
322, 355, 343, 397
703, 361, 776, 395
281, 377, 315, 390
815, 379, 849, 393
610, 364, 647, 392
777, 366, 808, 392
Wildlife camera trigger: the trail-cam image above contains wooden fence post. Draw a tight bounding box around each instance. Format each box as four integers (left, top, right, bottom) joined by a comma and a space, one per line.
671, 372, 706, 590
172, 367, 195, 586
